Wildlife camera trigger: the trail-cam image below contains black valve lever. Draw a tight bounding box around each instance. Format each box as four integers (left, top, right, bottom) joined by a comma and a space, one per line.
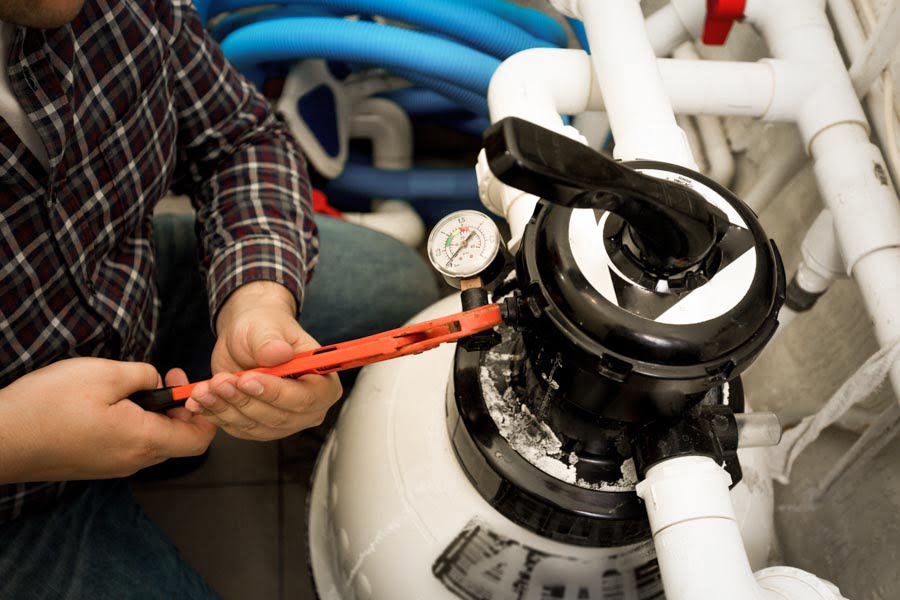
483, 117, 729, 277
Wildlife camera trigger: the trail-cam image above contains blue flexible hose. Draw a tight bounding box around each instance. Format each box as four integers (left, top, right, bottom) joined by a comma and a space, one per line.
389, 71, 488, 117
452, 0, 568, 47
194, 0, 550, 220
208, 6, 333, 42
198, 0, 566, 48
220, 18, 500, 95
567, 18, 590, 53
205, 0, 555, 58
193, 0, 213, 22
328, 163, 478, 202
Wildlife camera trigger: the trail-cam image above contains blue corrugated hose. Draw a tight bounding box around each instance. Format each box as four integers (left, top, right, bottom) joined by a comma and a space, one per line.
198, 0, 566, 49
328, 163, 478, 202
205, 0, 555, 59
221, 18, 500, 96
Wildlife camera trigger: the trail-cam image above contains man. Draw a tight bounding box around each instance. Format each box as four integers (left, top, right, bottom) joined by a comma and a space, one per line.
0, 0, 439, 597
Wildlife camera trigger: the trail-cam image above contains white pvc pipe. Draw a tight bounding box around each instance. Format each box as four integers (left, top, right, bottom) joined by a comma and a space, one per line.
677, 114, 708, 171
736, 0, 900, 401
484, 50, 599, 249
850, 245, 900, 397
483, 47, 771, 244
742, 134, 808, 213
483, 47, 771, 245
637, 456, 846, 600
673, 43, 736, 186
794, 263, 833, 297
578, 0, 695, 166
343, 72, 410, 102
676, 111, 734, 186
637, 456, 763, 600
645, 2, 692, 56
659, 58, 775, 117
800, 210, 844, 290
349, 97, 412, 170
475, 148, 540, 252
771, 211, 844, 342
848, 0, 900, 96
344, 98, 425, 248
809, 124, 900, 287
571, 110, 610, 151
487, 50, 602, 130
744, 1, 868, 145
669, 0, 710, 40
773, 305, 799, 340
809, 115, 900, 402
342, 200, 425, 248
827, 0, 900, 189
828, 0, 867, 52
488, 49, 776, 125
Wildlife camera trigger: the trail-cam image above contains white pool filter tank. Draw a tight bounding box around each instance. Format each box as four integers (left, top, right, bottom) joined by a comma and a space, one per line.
308, 118, 785, 599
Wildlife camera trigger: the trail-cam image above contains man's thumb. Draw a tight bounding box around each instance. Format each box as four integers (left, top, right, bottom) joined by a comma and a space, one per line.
249, 323, 295, 367
112, 361, 161, 400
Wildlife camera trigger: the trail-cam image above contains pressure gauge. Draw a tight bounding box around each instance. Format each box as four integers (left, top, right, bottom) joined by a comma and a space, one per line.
427, 210, 505, 288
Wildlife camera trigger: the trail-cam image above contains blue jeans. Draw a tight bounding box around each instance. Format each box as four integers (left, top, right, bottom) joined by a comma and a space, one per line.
0, 480, 218, 600
0, 215, 440, 599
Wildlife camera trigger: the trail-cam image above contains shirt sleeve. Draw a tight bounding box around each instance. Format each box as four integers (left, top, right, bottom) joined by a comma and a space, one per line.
162, 0, 318, 330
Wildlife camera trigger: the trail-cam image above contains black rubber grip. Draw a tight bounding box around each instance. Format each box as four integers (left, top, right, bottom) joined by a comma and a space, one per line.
130, 387, 182, 413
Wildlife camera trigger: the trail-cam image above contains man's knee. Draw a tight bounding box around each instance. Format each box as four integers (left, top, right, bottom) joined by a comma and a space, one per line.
302, 217, 442, 344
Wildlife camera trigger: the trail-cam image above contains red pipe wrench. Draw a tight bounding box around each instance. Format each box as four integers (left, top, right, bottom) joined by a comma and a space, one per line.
130, 303, 503, 412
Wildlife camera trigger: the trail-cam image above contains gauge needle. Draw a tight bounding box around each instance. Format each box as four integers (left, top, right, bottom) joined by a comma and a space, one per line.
446, 231, 477, 267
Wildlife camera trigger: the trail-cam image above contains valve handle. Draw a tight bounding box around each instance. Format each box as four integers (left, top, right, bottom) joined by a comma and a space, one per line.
483, 117, 728, 277
703, 0, 746, 45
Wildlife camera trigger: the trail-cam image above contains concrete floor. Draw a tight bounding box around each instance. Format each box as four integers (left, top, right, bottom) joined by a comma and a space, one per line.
131, 432, 323, 600
773, 427, 900, 600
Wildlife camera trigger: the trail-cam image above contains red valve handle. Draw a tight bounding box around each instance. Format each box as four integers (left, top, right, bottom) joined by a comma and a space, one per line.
703, 0, 746, 45
130, 304, 503, 412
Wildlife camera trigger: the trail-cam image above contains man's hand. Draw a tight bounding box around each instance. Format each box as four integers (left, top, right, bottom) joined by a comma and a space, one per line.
0, 359, 216, 483
186, 281, 342, 441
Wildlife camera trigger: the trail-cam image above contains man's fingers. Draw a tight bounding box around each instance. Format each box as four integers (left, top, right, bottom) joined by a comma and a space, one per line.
223, 377, 316, 429
191, 374, 288, 431
141, 412, 216, 458
238, 373, 341, 413
165, 405, 197, 423
164, 368, 189, 387
187, 373, 340, 438
109, 362, 161, 403
189, 380, 260, 432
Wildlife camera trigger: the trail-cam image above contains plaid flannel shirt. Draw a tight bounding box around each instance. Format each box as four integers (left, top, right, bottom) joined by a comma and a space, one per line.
0, 0, 317, 522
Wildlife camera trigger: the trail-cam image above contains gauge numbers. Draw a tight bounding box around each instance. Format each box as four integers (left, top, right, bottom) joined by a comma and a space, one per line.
427, 210, 501, 281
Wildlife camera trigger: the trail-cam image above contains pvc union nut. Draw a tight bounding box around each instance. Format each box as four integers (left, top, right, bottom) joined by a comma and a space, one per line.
755, 567, 850, 600
636, 456, 737, 534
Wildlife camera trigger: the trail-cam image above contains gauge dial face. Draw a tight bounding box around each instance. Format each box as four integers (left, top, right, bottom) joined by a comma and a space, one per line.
427, 210, 501, 280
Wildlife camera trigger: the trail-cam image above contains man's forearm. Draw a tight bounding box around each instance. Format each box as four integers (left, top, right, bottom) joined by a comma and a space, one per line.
0, 394, 28, 483
162, 0, 317, 330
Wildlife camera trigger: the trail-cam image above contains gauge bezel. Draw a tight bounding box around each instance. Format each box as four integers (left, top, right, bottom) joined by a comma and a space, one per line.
427, 210, 502, 280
